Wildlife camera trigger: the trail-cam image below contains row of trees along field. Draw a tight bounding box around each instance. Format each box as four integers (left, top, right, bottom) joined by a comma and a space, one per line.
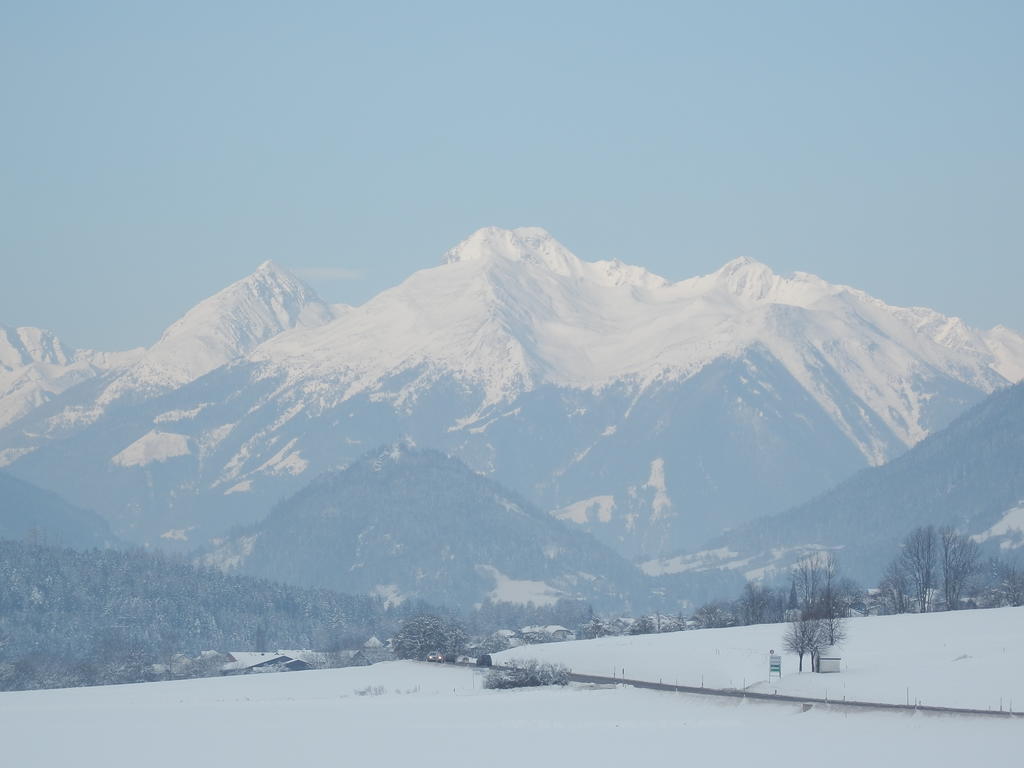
877, 525, 1024, 614
780, 531, 1024, 671
684, 531, 1023, 631
612, 536, 1023, 672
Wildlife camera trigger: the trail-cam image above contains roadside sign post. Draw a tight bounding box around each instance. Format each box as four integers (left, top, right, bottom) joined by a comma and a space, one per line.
769, 650, 782, 681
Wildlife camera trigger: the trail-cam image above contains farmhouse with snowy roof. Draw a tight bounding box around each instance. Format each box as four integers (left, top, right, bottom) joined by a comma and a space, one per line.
221, 650, 322, 675
360, 635, 394, 664
519, 625, 575, 642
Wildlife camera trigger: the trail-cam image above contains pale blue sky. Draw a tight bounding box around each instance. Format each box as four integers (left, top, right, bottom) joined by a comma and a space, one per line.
2, 1, 1022, 350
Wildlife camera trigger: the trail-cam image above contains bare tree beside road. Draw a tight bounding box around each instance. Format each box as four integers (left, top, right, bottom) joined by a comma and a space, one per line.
783, 616, 825, 672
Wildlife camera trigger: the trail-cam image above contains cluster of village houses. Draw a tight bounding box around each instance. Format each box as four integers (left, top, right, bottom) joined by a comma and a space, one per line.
494, 624, 576, 646
148, 625, 579, 678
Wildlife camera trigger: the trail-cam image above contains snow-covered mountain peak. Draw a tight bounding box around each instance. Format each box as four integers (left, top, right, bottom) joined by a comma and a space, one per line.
715, 254, 766, 272
713, 257, 781, 300
96, 262, 336, 404
442, 226, 670, 292
151, 261, 334, 362
252, 259, 292, 278
0, 324, 142, 432
442, 226, 527, 264
677, 257, 826, 306
670, 258, 859, 314
442, 226, 582, 276
254, 231, 1024, 429
6, 228, 1024, 558
0, 325, 72, 370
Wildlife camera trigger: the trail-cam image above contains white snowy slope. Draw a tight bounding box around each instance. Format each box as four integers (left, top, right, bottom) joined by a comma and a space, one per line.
499, 605, 1024, 712
110, 430, 192, 468
96, 260, 336, 406
0, 324, 141, 432
972, 503, 1024, 550
1, 656, 1018, 768
256, 226, 1021, 462
984, 324, 1024, 383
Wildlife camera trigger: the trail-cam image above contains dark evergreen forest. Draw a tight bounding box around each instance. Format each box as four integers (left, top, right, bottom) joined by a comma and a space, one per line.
0, 540, 418, 690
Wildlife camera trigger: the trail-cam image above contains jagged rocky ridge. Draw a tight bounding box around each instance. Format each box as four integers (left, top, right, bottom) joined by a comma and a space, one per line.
0, 324, 142, 438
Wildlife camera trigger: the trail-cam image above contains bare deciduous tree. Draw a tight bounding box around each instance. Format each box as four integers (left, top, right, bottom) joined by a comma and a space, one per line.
992, 558, 1024, 607
900, 526, 938, 612
879, 559, 910, 614
940, 527, 980, 610
789, 553, 850, 646
819, 553, 846, 645
783, 617, 825, 672
737, 582, 776, 626
793, 557, 824, 616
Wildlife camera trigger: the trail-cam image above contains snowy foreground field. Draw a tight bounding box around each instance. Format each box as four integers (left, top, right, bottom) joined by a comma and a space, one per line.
1, 609, 1021, 767
500, 606, 1024, 711
0, 660, 1019, 768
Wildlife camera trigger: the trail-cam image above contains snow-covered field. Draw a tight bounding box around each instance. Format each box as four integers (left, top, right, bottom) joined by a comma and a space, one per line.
0, 660, 1018, 768
498, 606, 1024, 711
2, 608, 1021, 767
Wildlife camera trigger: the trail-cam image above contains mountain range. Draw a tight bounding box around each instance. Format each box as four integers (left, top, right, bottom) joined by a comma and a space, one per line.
0, 324, 142, 437
2, 226, 1022, 560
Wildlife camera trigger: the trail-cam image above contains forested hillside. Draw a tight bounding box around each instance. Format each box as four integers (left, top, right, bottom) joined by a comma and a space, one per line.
0, 540, 410, 690
692, 381, 1024, 583
202, 446, 650, 610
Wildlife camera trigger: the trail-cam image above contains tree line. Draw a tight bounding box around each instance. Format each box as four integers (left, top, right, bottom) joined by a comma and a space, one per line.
0, 540, 421, 691
877, 525, 1024, 614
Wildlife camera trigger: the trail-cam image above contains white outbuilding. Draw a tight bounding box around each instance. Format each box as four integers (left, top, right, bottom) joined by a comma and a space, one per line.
817, 646, 842, 673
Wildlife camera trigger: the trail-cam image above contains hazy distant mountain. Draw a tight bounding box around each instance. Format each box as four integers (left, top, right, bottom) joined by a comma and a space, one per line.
646, 381, 1024, 585
2, 227, 1022, 555
199, 445, 649, 611
0, 323, 141, 437
0, 470, 116, 549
